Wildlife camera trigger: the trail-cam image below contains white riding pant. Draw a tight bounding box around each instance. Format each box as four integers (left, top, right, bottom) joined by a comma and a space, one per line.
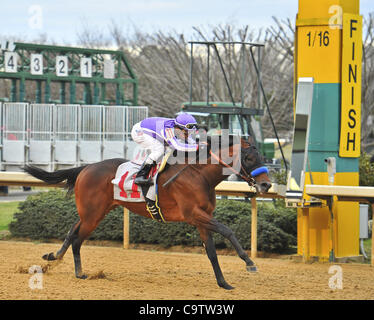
131, 122, 165, 164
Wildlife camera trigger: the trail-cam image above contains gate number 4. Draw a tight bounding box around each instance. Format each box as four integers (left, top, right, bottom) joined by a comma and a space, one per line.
4, 52, 17, 73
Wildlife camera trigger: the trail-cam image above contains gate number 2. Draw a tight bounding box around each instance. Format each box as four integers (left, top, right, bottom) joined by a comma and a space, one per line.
56, 56, 68, 77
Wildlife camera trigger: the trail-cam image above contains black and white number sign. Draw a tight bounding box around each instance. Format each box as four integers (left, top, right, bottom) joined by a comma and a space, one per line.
56, 56, 68, 77
80, 57, 92, 78
4, 52, 18, 73
30, 54, 43, 75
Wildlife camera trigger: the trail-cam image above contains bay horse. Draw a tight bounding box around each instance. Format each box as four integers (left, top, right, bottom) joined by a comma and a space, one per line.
24, 135, 271, 290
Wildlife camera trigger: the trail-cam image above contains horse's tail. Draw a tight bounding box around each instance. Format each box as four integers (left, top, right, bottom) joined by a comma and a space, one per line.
23, 165, 87, 194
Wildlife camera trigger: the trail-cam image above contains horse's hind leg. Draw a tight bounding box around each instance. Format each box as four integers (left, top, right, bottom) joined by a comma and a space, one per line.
70, 220, 99, 279
71, 223, 86, 279
42, 218, 94, 279
42, 220, 80, 261
70, 208, 109, 279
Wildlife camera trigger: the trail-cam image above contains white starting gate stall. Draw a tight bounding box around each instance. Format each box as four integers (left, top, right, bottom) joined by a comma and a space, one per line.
79, 105, 103, 164
54, 104, 80, 168
103, 105, 127, 160
124, 106, 148, 160
1, 103, 28, 170
29, 104, 54, 169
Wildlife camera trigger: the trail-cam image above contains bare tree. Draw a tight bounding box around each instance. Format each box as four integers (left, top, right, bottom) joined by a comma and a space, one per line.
108, 22, 295, 139
362, 13, 374, 151
75, 14, 373, 144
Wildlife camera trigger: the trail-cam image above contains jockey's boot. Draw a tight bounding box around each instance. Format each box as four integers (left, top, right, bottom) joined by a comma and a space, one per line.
134, 161, 154, 186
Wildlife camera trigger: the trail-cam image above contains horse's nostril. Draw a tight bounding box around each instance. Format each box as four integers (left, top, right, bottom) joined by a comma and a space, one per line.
261, 182, 272, 191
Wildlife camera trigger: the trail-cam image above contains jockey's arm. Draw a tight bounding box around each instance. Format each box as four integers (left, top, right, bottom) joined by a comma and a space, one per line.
162, 127, 198, 152
167, 136, 198, 152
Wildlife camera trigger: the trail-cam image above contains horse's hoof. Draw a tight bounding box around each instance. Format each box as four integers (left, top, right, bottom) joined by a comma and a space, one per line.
76, 274, 88, 279
247, 265, 258, 273
42, 252, 56, 261
219, 282, 235, 290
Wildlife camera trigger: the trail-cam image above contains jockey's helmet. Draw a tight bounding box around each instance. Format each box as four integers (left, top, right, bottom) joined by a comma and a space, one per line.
175, 113, 197, 130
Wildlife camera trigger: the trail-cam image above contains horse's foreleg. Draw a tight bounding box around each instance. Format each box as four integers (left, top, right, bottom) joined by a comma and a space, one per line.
197, 227, 234, 290
209, 218, 257, 272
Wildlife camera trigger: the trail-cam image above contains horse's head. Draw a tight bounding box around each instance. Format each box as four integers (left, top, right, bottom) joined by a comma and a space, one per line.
240, 138, 272, 194
198, 134, 272, 193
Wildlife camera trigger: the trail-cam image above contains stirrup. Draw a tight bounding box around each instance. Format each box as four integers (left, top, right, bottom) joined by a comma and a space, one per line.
134, 176, 153, 186
134, 162, 155, 186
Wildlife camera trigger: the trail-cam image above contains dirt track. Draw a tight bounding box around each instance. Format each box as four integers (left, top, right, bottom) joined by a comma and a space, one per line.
0, 240, 373, 300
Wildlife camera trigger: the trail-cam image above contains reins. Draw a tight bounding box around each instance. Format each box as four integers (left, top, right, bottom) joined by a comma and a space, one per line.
209, 150, 256, 186
162, 141, 269, 188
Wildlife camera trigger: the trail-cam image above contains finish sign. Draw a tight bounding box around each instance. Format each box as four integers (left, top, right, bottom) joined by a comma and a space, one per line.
339, 13, 362, 158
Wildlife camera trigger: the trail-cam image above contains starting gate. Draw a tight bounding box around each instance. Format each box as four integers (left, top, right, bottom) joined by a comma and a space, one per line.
0, 103, 148, 171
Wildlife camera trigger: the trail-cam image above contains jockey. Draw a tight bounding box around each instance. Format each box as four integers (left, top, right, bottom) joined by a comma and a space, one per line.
131, 113, 198, 186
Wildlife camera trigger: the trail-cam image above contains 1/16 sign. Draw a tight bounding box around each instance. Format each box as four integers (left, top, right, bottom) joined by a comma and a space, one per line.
297, 27, 341, 83
306, 30, 330, 47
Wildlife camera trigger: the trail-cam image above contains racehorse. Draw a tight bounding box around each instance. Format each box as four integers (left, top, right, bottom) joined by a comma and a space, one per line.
24, 135, 271, 290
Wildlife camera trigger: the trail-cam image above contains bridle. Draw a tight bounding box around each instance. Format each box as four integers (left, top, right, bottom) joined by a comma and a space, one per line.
209, 146, 268, 187
162, 140, 268, 189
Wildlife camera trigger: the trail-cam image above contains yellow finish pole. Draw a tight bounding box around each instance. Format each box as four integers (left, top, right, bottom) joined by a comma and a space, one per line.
123, 208, 130, 249
296, 0, 361, 261
251, 197, 257, 259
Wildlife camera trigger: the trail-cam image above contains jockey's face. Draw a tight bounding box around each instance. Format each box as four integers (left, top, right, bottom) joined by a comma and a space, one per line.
175, 127, 188, 140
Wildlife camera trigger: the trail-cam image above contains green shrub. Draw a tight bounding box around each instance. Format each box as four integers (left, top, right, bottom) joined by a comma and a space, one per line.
9, 190, 297, 253
9, 189, 124, 241
9, 190, 78, 240
360, 152, 374, 186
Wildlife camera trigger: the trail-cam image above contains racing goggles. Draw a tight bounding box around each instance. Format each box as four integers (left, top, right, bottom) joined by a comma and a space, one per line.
176, 123, 197, 130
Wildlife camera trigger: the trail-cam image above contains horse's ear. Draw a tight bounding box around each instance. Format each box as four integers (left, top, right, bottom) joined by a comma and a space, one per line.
241, 136, 252, 148
248, 135, 256, 146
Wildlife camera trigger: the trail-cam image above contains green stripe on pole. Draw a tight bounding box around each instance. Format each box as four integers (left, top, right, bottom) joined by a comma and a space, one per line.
307, 83, 358, 173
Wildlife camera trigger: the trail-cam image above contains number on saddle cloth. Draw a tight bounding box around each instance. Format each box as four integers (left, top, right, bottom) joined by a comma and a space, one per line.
111, 151, 173, 222
111, 161, 156, 202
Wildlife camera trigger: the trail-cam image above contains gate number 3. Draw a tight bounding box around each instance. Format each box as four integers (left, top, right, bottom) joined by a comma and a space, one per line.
31, 54, 43, 75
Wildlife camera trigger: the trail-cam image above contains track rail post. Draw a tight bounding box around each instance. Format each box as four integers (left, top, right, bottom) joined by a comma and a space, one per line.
123, 208, 130, 249
251, 197, 257, 259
